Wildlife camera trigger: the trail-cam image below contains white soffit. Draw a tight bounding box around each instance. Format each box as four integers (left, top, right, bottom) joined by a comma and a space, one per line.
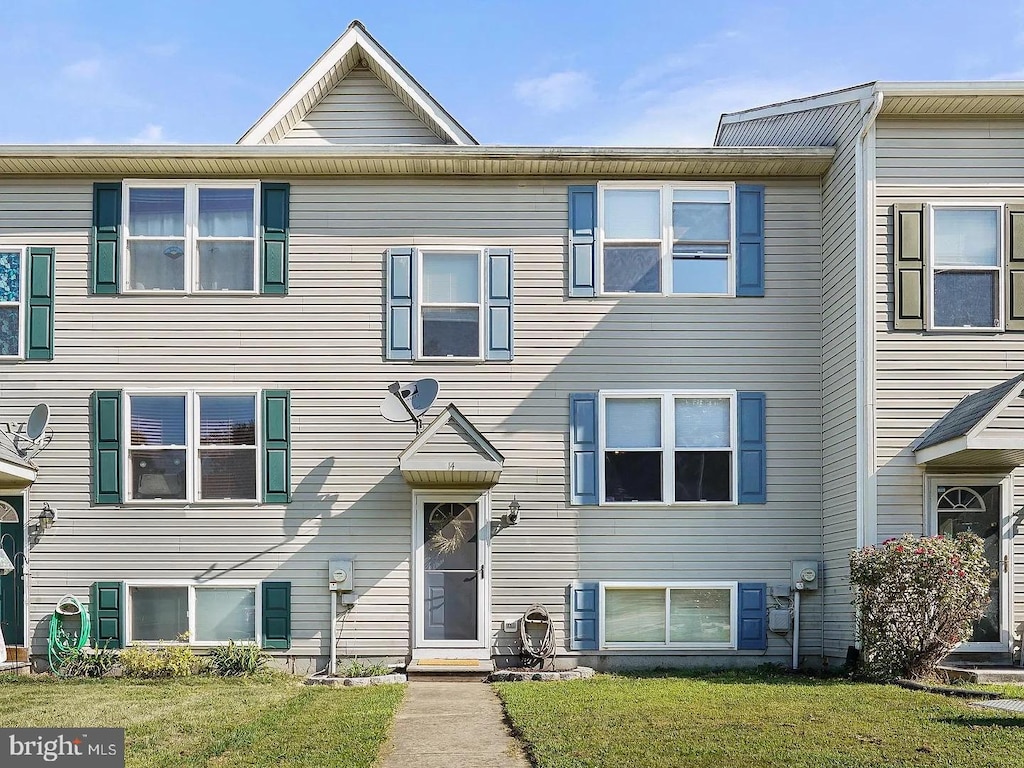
239, 20, 476, 146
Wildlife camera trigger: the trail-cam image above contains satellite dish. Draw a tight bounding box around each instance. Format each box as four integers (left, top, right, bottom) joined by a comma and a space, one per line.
380, 379, 440, 430
26, 403, 50, 441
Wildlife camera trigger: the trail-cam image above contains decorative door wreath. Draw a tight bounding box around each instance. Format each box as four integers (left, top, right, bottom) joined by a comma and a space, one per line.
427, 503, 476, 554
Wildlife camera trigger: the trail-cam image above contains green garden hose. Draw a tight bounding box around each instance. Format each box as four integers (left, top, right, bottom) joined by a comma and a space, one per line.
47, 595, 90, 675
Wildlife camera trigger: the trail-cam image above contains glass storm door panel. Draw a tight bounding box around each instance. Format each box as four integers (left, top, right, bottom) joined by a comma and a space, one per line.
422, 502, 479, 641
0, 497, 24, 645
935, 485, 1001, 644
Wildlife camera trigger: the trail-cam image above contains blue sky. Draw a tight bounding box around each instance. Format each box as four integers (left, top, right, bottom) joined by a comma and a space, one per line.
3, 1, 1024, 146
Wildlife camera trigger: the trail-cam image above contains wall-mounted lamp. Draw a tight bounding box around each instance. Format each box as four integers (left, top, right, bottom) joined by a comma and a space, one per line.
37, 503, 56, 533
506, 496, 521, 526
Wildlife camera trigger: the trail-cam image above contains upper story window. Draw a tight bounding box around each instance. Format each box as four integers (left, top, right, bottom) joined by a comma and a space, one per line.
601, 391, 736, 504
420, 250, 483, 359
0, 249, 24, 358
930, 205, 1002, 330
598, 183, 734, 296
127, 391, 258, 502
123, 181, 259, 293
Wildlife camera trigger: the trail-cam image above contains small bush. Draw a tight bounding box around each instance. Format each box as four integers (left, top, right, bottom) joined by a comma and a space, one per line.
849, 533, 991, 681
53, 646, 119, 678
208, 641, 270, 677
337, 658, 391, 678
119, 638, 202, 679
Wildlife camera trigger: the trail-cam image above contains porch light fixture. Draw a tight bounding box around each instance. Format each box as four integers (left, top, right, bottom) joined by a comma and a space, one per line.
506, 496, 521, 526
37, 503, 56, 532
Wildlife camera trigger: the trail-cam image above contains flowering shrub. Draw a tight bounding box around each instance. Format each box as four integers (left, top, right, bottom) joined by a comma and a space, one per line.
849, 533, 991, 681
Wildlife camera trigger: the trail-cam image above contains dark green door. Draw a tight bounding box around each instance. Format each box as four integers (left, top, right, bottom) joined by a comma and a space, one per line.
0, 496, 24, 646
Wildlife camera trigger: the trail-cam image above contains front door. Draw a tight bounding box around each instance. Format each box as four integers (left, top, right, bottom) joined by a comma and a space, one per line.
0, 496, 25, 647
929, 479, 1012, 652
413, 495, 489, 657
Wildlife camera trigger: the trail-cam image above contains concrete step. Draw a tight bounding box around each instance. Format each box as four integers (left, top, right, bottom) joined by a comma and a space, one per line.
2, 646, 28, 663
406, 658, 494, 681
939, 664, 1024, 684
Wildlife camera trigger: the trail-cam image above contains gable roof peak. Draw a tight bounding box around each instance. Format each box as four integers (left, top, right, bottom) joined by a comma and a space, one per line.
238, 21, 477, 146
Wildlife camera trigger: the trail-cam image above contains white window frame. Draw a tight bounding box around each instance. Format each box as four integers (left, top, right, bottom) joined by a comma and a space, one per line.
598, 390, 738, 506
0, 247, 25, 360
415, 247, 486, 362
599, 581, 737, 650
596, 182, 736, 297
927, 202, 1005, 332
125, 580, 261, 647
121, 180, 260, 295
124, 388, 262, 504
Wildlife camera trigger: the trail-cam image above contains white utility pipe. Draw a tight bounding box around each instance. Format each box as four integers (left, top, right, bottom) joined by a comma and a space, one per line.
329, 590, 337, 677
792, 590, 801, 671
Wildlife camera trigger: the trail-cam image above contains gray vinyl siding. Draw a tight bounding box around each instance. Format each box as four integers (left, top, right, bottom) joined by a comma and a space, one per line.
277, 69, 447, 145
719, 102, 862, 661
2, 176, 822, 666
876, 117, 1024, 657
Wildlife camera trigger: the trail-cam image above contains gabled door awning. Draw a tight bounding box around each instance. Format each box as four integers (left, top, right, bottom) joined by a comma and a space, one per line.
398, 404, 504, 487
0, 442, 36, 490
914, 373, 1024, 468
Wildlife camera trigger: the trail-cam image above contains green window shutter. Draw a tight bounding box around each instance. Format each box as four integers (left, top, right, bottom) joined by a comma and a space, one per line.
25, 247, 55, 360
90, 581, 124, 649
485, 247, 513, 361
261, 182, 289, 295
262, 390, 291, 503
261, 581, 291, 649
92, 182, 121, 295
386, 248, 415, 360
1006, 205, 1024, 331
893, 203, 926, 330
91, 391, 123, 505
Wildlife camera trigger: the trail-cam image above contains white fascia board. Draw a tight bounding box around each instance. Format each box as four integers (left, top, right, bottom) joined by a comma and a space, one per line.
965, 379, 1024, 441
0, 460, 37, 486
876, 81, 1024, 96
914, 437, 970, 465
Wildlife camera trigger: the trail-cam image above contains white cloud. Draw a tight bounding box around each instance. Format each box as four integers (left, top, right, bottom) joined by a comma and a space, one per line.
61, 58, 102, 81
129, 124, 167, 144
514, 71, 594, 112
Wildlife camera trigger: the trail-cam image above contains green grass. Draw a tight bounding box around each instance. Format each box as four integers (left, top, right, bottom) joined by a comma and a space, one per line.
495, 669, 1024, 768
0, 674, 404, 768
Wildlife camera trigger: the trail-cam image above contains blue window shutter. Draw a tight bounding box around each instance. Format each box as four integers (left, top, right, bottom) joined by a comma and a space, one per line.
737, 392, 766, 504
485, 248, 513, 361
736, 185, 765, 297
90, 581, 124, 649
91, 182, 121, 295
260, 182, 289, 295
568, 185, 597, 297
91, 390, 123, 505
737, 582, 767, 650
569, 393, 599, 505
25, 247, 55, 360
386, 248, 415, 360
262, 581, 292, 649
262, 391, 291, 503
568, 582, 599, 651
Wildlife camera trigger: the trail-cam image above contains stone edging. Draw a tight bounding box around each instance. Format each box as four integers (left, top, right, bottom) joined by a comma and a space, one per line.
488, 666, 595, 682
305, 672, 407, 687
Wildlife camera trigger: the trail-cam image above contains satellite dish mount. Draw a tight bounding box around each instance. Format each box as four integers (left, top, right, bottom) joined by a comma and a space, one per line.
0, 403, 53, 459
379, 379, 440, 433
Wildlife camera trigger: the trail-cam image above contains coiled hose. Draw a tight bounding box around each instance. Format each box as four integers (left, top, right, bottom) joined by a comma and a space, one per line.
47, 595, 90, 676
519, 603, 556, 668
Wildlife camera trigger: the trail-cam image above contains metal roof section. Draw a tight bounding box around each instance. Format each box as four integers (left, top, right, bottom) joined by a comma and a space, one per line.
238, 20, 477, 146
914, 374, 1024, 468
398, 404, 504, 488
0, 144, 835, 177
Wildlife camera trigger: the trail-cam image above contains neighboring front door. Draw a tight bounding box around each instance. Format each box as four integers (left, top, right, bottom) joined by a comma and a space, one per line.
413, 495, 489, 658
0, 496, 25, 647
929, 479, 1012, 652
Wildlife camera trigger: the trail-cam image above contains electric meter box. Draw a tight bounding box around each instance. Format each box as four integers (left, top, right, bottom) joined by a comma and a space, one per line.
792, 560, 821, 591
329, 558, 354, 592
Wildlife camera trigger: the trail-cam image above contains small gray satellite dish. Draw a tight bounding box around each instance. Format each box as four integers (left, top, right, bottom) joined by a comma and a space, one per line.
379, 379, 440, 429
26, 403, 50, 441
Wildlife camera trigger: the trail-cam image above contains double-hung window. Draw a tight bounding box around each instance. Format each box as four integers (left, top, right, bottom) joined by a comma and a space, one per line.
602, 391, 735, 504
420, 250, 483, 359
127, 391, 258, 502
0, 249, 24, 358
128, 583, 257, 644
599, 183, 734, 295
930, 205, 1002, 330
601, 582, 736, 648
124, 181, 259, 293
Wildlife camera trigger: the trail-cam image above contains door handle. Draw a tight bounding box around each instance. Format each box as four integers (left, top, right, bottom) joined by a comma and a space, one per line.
1005, 554, 1010, 574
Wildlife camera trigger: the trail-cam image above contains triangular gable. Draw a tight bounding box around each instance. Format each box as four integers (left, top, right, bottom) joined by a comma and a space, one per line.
239, 20, 476, 146
398, 404, 503, 487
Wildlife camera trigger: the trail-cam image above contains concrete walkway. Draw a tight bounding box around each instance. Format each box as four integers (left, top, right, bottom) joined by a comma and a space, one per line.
378, 681, 531, 768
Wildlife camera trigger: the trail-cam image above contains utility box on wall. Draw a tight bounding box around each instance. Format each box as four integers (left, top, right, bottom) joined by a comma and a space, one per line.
329, 558, 354, 592
792, 560, 820, 591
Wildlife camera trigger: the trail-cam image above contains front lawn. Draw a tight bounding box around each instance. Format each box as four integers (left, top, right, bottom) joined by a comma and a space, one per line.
495, 669, 1024, 768
0, 674, 404, 768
